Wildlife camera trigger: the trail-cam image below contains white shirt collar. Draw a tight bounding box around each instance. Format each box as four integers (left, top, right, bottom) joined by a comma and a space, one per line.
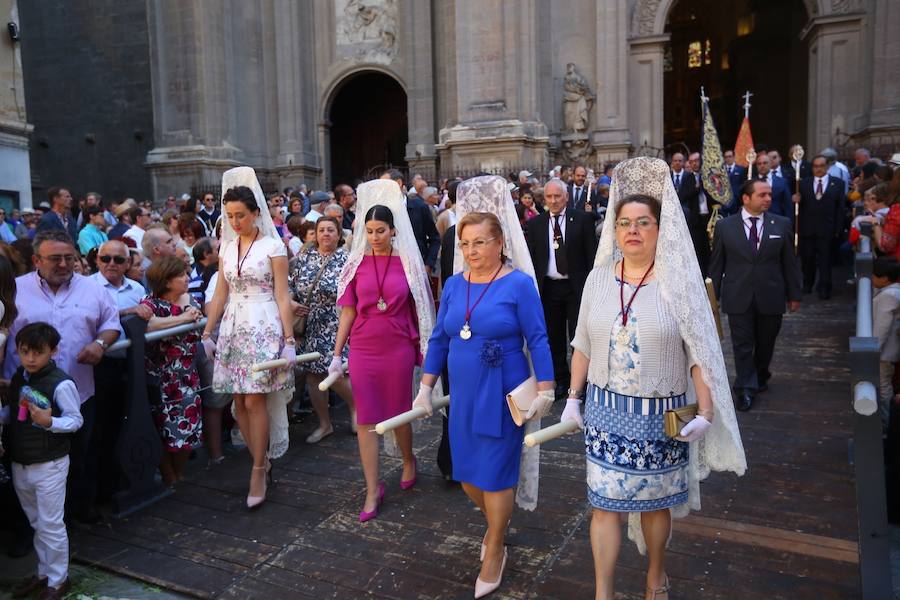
741, 208, 763, 221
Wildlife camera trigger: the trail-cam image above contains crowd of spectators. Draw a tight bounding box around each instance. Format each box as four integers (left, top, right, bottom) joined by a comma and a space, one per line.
0, 146, 897, 597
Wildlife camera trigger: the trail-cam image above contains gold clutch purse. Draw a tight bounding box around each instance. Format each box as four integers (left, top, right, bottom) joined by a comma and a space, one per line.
663, 405, 698, 438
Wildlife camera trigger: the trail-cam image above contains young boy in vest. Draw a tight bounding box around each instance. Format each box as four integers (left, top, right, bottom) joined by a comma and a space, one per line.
3, 323, 81, 599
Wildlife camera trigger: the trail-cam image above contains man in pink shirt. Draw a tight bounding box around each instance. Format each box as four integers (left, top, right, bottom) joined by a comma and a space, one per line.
5, 230, 120, 522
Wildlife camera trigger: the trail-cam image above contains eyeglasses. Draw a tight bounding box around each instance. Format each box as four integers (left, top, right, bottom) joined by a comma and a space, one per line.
615, 217, 657, 231
38, 254, 77, 264
457, 237, 497, 251
98, 255, 128, 264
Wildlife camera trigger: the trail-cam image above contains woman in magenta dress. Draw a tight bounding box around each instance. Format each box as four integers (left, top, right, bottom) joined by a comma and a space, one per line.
333, 179, 437, 522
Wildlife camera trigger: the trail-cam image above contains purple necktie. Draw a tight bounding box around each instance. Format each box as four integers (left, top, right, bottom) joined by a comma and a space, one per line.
749, 217, 759, 253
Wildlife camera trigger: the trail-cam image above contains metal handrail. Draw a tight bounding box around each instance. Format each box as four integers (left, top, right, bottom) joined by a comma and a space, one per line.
848, 230, 892, 599
107, 318, 207, 352
856, 236, 873, 338
853, 235, 876, 416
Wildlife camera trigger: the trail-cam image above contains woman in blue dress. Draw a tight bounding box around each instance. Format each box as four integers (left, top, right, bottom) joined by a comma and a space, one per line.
417, 209, 555, 598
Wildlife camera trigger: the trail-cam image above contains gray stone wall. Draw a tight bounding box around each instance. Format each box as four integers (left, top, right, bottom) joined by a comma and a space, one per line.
18, 0, 154, 201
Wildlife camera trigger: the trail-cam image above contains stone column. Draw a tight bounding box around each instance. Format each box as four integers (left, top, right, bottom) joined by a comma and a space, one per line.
627, 34, 668, 155
145, 0, 241, 199
0, 0, 33, 208
802, 12, 864, 153
854, 0, 900, 143
402, 0, 437, 177
272, 0, 321, 187
592, 0, 632, 163
437, 0, 548, 174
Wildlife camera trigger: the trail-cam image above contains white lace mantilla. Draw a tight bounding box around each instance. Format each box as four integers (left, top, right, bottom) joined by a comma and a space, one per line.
595, 157, 747, 553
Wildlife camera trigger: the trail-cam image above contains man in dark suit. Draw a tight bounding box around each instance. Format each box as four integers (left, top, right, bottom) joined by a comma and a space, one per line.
567, 165, 599, 216
526, 178, 598, 399
722, 150, 747, 215
754, 153, 792, 219
381, 168, 440, 273
686, 152, 714, 275
35, 186, 78, 242
709, 179, 803, 411
791, 154, 845, 299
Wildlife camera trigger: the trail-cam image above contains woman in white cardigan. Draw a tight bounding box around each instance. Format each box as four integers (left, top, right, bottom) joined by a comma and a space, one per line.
560, 158, 746, 600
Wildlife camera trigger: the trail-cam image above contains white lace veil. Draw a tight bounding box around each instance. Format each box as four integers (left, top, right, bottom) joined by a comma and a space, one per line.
338, 178, 436, 359
595, 157, 747, 551
220, 166, 280, 247
219, 166, 290, 459
454, 176, 542, 511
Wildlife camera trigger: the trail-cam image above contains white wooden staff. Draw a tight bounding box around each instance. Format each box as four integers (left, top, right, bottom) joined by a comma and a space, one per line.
791, 145, 804, 255
318, 362, 348, 391
374, 395, 450, 435
523, 421, 581, 447
250, 352, 322, 372
745, 149, 757, 181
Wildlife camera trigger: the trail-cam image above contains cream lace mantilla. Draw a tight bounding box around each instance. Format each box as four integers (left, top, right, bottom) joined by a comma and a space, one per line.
596, 157, 747, 552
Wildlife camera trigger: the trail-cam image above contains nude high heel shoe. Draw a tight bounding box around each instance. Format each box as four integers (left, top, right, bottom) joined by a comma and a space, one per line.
246, 466, 269, 510
474, 547, 507, 598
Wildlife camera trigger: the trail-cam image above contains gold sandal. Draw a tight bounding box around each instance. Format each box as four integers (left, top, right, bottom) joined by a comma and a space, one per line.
645, 575, 669, 600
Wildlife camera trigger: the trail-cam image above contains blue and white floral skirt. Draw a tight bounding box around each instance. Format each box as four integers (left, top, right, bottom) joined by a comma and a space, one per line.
583, 384, 689, 512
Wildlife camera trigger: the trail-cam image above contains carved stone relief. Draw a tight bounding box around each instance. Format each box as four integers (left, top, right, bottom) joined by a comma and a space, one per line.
335, 0, 398, 64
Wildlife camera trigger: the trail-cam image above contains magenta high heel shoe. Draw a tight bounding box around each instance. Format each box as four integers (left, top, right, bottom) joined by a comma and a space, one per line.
359, 482, 385, 523
400, 457, 417, 490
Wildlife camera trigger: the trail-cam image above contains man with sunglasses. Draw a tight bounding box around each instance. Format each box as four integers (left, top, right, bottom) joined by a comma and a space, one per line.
91, 240, 150, 320
4, 230, 120, 523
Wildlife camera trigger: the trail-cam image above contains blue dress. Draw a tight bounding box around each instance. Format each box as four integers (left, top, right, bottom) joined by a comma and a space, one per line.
424, 270, 554, 491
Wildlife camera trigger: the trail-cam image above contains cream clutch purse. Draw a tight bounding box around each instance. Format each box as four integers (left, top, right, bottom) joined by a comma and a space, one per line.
506, 376, 538, 427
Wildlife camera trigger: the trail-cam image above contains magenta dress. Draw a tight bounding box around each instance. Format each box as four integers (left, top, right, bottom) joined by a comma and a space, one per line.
338, 255, 419, 424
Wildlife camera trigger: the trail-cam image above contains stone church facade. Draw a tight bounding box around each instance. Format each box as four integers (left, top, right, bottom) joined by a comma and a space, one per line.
10, 0, 900, 202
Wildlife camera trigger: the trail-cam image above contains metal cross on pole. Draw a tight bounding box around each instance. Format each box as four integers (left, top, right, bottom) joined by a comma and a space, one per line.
742, 90, 753, 119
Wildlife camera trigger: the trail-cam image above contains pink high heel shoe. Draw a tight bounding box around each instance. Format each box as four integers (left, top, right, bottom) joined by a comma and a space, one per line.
400, 457, 417, 490
359, 482, 386, 523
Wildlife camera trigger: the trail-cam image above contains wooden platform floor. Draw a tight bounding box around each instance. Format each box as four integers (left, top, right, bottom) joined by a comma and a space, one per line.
65, 288, 860, 599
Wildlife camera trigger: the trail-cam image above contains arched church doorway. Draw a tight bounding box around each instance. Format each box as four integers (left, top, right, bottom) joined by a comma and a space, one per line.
663, 0, 809, 156
328, 71, 408, 187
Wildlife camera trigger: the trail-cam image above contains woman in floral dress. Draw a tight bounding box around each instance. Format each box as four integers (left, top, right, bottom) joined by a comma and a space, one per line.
142, 255, 204, 487
288, 216, 355, 443
202, 168, 296, 510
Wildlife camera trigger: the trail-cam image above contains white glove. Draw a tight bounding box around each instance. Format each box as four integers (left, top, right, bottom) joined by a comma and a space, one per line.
201, 337, 216, 360
280, 345, 296, 367
412, 383, 434, 417
526, 389, 555, 420
560, 398, 584, 430
327, 355, 344, 378
678, 415, 711, 442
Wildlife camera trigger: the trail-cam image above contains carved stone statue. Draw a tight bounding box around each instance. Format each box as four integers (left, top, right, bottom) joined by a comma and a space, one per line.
562, 63, 595, 133
336, 0, 397, 63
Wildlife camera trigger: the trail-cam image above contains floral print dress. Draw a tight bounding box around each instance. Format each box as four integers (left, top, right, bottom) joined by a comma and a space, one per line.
583, 278, 689, 512
287, 246, 348, 374
213, 236, 294, 395
141, 296, 203, 452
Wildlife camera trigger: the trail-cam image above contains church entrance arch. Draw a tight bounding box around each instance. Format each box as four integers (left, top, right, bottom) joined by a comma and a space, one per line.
662, 0, 810, 155
327, 71, 408, 187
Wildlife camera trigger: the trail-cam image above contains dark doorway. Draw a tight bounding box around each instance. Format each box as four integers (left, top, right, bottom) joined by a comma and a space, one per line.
664, 0, 809, 155
329, 72, 408, 187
